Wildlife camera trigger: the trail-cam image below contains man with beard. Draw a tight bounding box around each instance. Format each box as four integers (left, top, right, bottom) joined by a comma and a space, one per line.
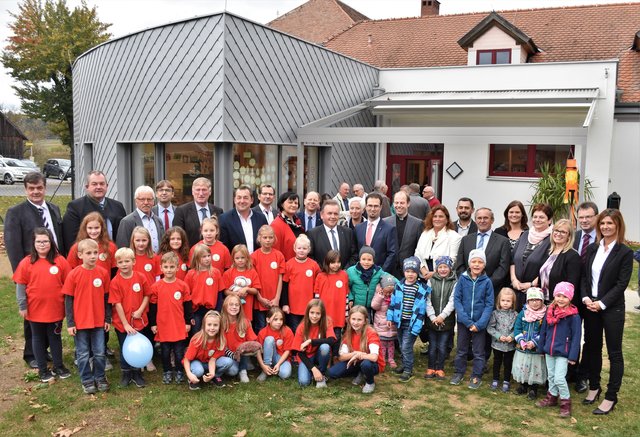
453, 197, 477, 236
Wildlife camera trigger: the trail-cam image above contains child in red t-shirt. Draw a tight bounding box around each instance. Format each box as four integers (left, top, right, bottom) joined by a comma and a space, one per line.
14, 228, 72, 382
185, 244, 224, 333
189, 217, 231, 273
251, 225, 285, 332
67, 212, 116, 274
328, 305, 384, 394
149, 252, 193, 385
183, 310, 232, 389
292, 299, 336, 388
222, 244, 261, 323
257, 307, 293, 381
282, 235, 320, 333
109, 247, 151, 388
314, 249, 349, 355
62, 239, 112, 395
221, 294, 258, 383
131, 226, 161, 286
159, 226, 190, 281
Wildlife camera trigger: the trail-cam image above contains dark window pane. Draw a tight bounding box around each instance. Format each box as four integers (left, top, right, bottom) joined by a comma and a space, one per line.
495, 50, 511, 64
478, 51, 493, 65
535, 145, 570, 172
492, 144, 528, 173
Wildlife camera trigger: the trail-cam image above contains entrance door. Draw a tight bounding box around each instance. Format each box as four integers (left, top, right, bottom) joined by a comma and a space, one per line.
386, 143, 444, 200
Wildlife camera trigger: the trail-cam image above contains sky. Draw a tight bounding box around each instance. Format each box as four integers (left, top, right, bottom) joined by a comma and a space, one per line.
0, 0, 632, 110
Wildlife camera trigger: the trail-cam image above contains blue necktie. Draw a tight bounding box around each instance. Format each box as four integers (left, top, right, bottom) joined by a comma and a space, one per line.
330, 229, 339, 251
307, 216, 313, 230
477, 233, 486, 249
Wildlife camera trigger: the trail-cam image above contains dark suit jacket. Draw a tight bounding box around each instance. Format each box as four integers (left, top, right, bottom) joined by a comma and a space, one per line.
173, 202, 223, 247
62, 195, 127, 252
548, 249, 582, 305
307, 225, 357, 269
296, 211, 323, 231
115, 211, 165, 249
5, 200, 65, 270
455, 231, 511, 292
408, 193, 430, 220
573, 229, 596, 255
511, 232, 551, 283
454, 219, 478, 235
355, 219, 397, 273
219, 209, 268, 253
384, 214, 422, 278
252, 205, 278, 223
581, 242, 633, 310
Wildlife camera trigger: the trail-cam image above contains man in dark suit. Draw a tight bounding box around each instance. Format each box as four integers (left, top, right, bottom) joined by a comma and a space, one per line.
62, 170, 127, 251
407, 183, 430, 220
355, 192, 397, 273
296, 191, 323, 231
454, 197, 477, 236
152, 180, 176, 232
116, 185, 165, 251
307, 199, 357, 268
251, 184, 278, 225
384, 190, 423, 278
173, 177, 223, 247
219, 185, 267, 253
5, 172, 64, 368
574, 201, 599, 260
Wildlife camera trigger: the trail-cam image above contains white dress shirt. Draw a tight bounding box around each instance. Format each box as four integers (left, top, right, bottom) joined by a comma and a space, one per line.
238, 209, 255, 253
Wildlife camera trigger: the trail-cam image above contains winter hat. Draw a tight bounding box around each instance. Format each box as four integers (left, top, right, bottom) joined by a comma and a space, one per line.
380, 274, 396, 289
468, 249, 486, 264
435, 256, 453, 270
553, 282, 575, 301
526, 287, 544, 301
359, 246, 376, 259
403, 256, 421, 273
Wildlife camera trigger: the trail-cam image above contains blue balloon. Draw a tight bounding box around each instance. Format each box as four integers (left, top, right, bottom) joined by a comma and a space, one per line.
122, 333, 154, 369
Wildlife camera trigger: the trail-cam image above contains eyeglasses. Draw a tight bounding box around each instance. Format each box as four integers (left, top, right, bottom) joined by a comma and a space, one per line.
35, 240, 51, 245
578, 215, 594, 220
136, 198, 155, 203
553, 229, 569, 235
157, 188, 173, 193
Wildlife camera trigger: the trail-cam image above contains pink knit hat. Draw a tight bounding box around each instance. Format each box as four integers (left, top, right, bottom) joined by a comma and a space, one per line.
553, 282, 574, 300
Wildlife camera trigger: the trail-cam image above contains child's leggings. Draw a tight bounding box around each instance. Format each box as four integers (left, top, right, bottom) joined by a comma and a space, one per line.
492, 349, 515, 382
380, 339, 396, 363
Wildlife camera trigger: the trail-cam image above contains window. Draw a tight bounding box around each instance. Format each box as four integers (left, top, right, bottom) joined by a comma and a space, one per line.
489, 144, 573, 177
477, 49, 511, 65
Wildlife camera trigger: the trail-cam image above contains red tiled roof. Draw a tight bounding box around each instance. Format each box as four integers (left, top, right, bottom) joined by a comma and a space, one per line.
268, 0, 369, 45
324, 3, 640, 102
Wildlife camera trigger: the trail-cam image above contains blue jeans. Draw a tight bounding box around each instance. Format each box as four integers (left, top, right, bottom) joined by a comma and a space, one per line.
192, 307, 209, 335
297, 343, 331, 386
428, 329, 451, 371
224, 355, 249, 377
75, 327, 105, 384
397, 320, 418, 374
253, 310, 267, 334
30, 321, 63, 373
546, 355, 570, 399
287, 314, 304, 334
262, 336, 292, 379
454, 323, 486, 378
189, 357, 235, 378
328, 359, 379, 384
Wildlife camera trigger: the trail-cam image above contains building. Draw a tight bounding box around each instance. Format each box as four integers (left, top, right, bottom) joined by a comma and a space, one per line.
0, 111, 27, 158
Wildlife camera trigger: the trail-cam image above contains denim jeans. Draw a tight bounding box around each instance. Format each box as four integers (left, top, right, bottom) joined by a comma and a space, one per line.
454, 323, 486, 378
253, 310, 267, 334
397, 320, 418, 374
192, 307, 209, 335
75, 327, 105, 384
190, 357, 235, 378
297, 343, 331, 386
546, 354, 570, 399
30, 321, 63, 373
161, 341, 186, 372
262, 336, 292, 379
328, 359, 379, 384
428, 329, 451, 371
286, 314, 304, 334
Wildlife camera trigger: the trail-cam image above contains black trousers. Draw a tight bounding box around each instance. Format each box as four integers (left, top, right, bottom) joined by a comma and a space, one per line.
492, 349, 515, 382
30, 321, 63, 372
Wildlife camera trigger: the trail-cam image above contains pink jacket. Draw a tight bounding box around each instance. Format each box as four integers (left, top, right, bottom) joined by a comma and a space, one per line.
371, 292, 397, 339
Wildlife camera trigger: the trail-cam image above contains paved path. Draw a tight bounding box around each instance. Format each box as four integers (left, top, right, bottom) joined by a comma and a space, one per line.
0, 178, 71, 196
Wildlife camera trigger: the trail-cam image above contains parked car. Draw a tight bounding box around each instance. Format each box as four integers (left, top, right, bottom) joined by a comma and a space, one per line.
43, 158, 73, 180
20, 159, 39, 170
0, 157, 34, 185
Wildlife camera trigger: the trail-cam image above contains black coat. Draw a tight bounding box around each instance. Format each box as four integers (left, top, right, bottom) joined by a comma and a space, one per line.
62, 195, 127, 252
307, 225, 357, 269
173, 202, 223, 247
547, 249, 582, 305
456, 231, 511, 292
581, 242, 633, 310
218, 209, 268, 253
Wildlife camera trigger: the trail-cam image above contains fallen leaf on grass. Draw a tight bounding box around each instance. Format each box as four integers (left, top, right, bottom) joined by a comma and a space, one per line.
233, 430, 247, 437
375, 408, 382, 416
52, 426, 83, 437
454, 412, 464, 417
592, 426, 599, 430
570, 417, 577, 424
521, 421, 531, 426
124, 416, 131, 422
264, 411, 272, 418
27, 414, 35, 421
292, 422, 298, 428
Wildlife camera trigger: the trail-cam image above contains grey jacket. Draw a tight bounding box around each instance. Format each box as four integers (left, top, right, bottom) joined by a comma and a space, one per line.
486, 309, 518, 352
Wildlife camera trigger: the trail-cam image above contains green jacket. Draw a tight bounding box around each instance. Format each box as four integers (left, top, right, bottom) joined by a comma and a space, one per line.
347, 265, 386, 308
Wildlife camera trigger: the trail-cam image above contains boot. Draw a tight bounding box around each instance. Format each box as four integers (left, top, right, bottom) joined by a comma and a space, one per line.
131, 370, 146, 388
119, 370, 132, 387
537, 391, 559, 407
559, 398, 572, 418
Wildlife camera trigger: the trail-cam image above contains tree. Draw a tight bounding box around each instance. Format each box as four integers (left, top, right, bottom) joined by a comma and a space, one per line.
1, 0, 111, 147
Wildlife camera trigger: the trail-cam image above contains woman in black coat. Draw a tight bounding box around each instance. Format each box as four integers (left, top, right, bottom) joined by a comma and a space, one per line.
538, 219, 582, 304
580, 209, 633, 415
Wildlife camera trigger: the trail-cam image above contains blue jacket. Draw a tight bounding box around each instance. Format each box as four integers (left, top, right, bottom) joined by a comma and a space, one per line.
386, 278, 431, 337
513, 309, 544, 354
539, 311, 582, 362
453, 271, 494, 330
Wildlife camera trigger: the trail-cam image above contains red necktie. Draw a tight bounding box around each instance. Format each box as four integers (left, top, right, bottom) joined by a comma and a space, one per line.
164, 209, 170, 231
365, 222, 374, 246
580, 233, 590, 259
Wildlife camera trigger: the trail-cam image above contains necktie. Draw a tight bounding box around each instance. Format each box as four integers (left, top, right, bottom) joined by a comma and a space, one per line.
264, 209, 271, 224
38, 207, 48, 229
163, 209, 170, 231
200, 207, 208, 221
477, 232, 486, 249
330, 229, 339, 251
365, 222, 374, 246
308, 216, 313, 230
580, 233, 590, 259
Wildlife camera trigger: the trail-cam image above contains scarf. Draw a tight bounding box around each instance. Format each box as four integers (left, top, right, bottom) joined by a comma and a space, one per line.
280, 213, 304, 238
546, 303, 579, 326
356, 263, 379, 285
527, 226, 552, 245
523, 303, 547, 322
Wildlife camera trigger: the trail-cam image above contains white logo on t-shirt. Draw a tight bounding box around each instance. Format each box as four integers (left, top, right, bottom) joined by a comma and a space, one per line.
99, 253, 107, 261
206, 278, 214, 286
132, 283, 141, 292
305, 269, 313, 277
181, 264, 187, 271
270, 261, 278, 270
49, 266, 59, 275
336, 280, 343, 288
212, 254, 220, 262
144, 263, 152, 272
208, 349, 214, 357
174, 291, 182, 300
93, 278, 102, 287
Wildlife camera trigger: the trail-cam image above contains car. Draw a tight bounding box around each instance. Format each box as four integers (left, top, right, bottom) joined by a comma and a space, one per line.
20, 159, 39, 170
43, 158, 73, 180
0, 157, 35, 185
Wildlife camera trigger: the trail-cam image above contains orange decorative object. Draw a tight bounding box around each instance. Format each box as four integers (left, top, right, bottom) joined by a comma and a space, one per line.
564, 158, 578, 226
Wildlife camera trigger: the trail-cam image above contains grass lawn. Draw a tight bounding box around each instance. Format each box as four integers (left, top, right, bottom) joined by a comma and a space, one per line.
0, 278, 639, 436
0, 196, 72, 225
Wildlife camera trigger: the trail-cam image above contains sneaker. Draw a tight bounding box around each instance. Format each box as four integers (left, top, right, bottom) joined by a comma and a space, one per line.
39, 370, 55, 383
393, 366, 405, 375
257, 372, 268, 382
435, 370, 446, 380
246, 361, 256, 371
97, 378, 109, 392
315, 379, 327, 388
162, 371, 173, 384
82, 382, 97, 394
352, 372, 364, 386
468, 377, 482, 390
239, 369, 249, 383
502, 381, 511, 393
28, 359, 38, 369
399, 372, 413, 383
188, 381, 201, 390
450, 373, 464, 385
212, 376, 224, 387
424, 369, 436, 379
362, 382, 375, 394
490, 380, 499, 391
146, 362, 157, 372
131, 371, 146, 388
53, 365, 71, 379
105, 360, 113, 371
175, 371, 186, 384
119, 370, 132, 387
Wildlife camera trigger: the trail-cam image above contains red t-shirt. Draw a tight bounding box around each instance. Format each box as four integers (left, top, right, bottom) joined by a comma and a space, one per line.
257, 324, 294, 357
108, 271, 151, 333
251, 249, 285, 311
171, 250, 190, 281
134, 254, 160, 286
314, 271, 350, 328
183, 336, 225, 364
61, 265, 110, 329
189, 240, 231, 273
67, 241, 116, 272
221, 267, 261, 321
13, 255, 72, 323
284, 257, 320, 315
184, 268, 223, 311
224, 320, 257, 352
292, 319, 336, 359
270, 216, 297, 261
149, 279, 191, 342
343, 327, 385, 372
